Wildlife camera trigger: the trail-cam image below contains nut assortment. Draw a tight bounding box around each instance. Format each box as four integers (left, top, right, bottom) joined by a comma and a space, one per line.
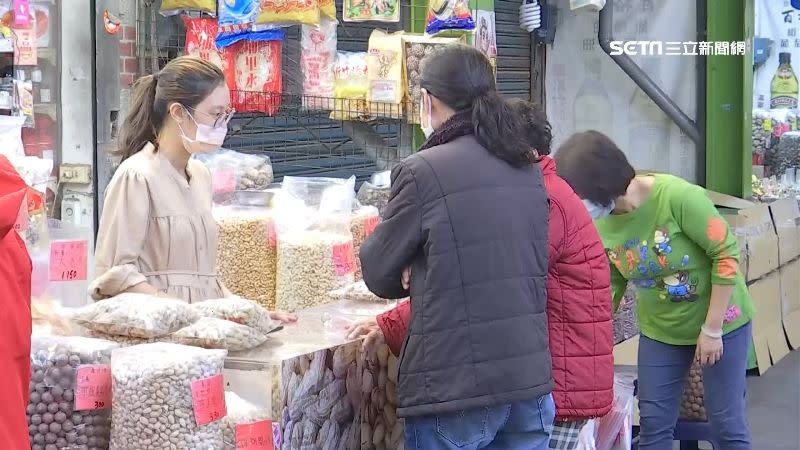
276, 230, 356, 312
357, 182, 391, 217
110, 343, 227, 450
679, 365, 706, 421
351, 206, 380, 280
216, 209, 278, 310
70, 294, 200, 339
768, 130, 800, 178
28, 336, 119, 450
192, 297, 278, 335
278, 346, 362, 450
171, 317, 269, 352
361, 343, 404, 450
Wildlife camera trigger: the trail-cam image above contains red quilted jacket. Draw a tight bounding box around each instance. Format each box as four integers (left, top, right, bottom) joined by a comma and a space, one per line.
376, 156, 614, 421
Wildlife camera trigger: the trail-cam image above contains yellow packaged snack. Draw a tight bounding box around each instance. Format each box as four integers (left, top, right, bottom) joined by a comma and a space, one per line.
160, 0, 216, 16
331, 51, 371, 121
320, 0, 337, 19
367, 30, 404, 118
257, 0, 320, 26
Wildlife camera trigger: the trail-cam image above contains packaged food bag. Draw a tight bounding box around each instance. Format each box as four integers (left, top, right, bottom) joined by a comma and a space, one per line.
69, 293, 200, 338
171, 317, 268, 351
28, 336, 119, 450
192, 296, 279, 334
343, 0, 399, 22
110, 343, 227, 449
426, 0, 475, 35
160, 0, 216, 16
257, 0, 320, 26
216, 0, 260, 48
301, 18, 338, 111
319, 0, 337, 19
350, 205, 380, 280
367, 30, 404, 117
222, 391, 273, 450
331, 51, 370, 121
357, 170, 391, 215
195, 148, 274, 202
184, 16, 224, 69
223, 37, 283, 115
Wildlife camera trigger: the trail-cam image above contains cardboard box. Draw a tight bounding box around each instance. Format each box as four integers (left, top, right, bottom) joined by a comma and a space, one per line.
769, 199, 800, 265
780, 258, 800, 349
748, 272, 790, 374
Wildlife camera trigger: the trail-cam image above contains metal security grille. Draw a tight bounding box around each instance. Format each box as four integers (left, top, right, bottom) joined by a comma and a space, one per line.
494, 0, 533, 99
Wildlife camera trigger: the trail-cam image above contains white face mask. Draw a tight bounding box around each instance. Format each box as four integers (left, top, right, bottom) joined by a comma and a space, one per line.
582, 199, 615, 220
178, 109, 228, 154
420, 92, 435, 138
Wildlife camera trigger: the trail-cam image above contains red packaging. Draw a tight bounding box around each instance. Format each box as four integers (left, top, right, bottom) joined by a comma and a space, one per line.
223, 39, 282, 115
184, 16, 224, 69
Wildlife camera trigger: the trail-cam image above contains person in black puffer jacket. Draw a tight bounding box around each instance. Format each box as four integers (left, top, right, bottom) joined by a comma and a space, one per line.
359, 45, 554, 450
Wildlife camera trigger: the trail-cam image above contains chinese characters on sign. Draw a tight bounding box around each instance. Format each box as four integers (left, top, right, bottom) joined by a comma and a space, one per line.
191, 374, 227, 427
235, 420, 281, 450
49, 240, 88, 282
608, 41, 748, 56
75, 365, 112, 411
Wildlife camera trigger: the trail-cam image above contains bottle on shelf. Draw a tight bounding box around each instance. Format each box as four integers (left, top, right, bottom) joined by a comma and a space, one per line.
770, 52, 799, 109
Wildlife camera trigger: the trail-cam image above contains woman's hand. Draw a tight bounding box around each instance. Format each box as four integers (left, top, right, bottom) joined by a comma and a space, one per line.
346, 317, 386, 353
270, 310, 298, 324
695, 332, 723, 367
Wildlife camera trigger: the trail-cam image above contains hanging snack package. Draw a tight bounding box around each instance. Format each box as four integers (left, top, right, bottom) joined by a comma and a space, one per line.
257, 0, 320, 26
160, 0, 216, 16
301, 18, 338, 111
426, 0, 475, 34
69, 293, 200, 338
192, 296, 279, 334
223, 37, 283, 115
331, 51, 370, 121
367, 30, 405, 118
184, 16, 224, 69
343, 0, 399, 22
216, 0, 260, 48
402, 34, 463, 123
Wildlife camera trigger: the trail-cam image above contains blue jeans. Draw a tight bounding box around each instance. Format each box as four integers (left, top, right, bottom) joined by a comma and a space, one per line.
638, 322, 752, 450
404, 394, 556, 450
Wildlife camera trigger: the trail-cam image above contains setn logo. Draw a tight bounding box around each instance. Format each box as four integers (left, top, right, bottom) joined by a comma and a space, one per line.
608, 41, 663, 56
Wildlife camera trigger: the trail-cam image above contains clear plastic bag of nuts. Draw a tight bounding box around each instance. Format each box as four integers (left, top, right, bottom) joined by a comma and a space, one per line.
350, 205, 380, 280
28, 335, 120, 450
215, 205, 278, 310
222, 391, 273, 450
170, 317, 269, 352
110, 343, 227, 450
192, 296, 280, 335
194, 148, 274, 204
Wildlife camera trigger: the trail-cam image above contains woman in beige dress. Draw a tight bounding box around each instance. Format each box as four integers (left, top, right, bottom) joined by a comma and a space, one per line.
90, 56, 294, 321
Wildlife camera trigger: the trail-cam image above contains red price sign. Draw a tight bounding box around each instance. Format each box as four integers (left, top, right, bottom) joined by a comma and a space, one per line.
235, 420, 281, 450
332, 242, 356, 276
363, 216, 380, 236
191, 374, 226, 427
213, 168, 237, 195
49, 240, 88, 282
74, 365, 112, 411
266, 220, 277, 247
14, 195, 29, 234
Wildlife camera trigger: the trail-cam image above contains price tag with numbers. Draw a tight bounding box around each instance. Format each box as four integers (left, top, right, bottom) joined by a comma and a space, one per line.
235, 420, 281, 450
49, 240, 88, 282
74, 365, 112, 411
191, 374, 226, 427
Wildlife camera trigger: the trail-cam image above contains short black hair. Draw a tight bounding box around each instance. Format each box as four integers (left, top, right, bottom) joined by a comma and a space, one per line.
553, 130, 634, 207
507, 99, 552, 156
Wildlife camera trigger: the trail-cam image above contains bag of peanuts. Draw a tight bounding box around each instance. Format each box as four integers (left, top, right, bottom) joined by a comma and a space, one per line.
350, 205, 380, 280
214, 205, 278, 309
69, 293, 200, 339
221, 391, 274, 450
171, 317, 269, 351
192, 296, 279, 334
110, 343, 227, 449
28, 336, 119, 450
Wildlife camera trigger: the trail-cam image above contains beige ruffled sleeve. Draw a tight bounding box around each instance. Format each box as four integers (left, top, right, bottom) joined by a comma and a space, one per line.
89, 168, 150, 299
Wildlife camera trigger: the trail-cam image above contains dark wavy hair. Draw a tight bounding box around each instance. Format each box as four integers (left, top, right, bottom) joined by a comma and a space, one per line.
507, 99, 552, 156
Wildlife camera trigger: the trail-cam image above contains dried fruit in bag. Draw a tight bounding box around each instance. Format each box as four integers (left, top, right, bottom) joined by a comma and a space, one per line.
301, 19, 338, 110
343, 0, 399, 22
257, 0, 320, 26
192, 296, 279, 334
223, 37, 283, 115
426, 0, 475, 34
184, 16, 224, 69
69, 293, 200, 338
160, 0, 216, 16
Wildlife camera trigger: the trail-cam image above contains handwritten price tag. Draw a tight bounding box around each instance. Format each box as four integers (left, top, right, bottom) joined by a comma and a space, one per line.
74, 365, 112, 411
13, 195, 29, 234
363, 216, 380, 236
235, 420, 282, 450
213, 168, 237, 195
49, 240, 88, 282
191, 374, 226, 427
266, 221, 277, 247
332, 242, 356, 276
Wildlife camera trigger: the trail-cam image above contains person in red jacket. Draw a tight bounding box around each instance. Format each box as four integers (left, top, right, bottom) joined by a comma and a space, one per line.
348, 100, 614, 450
0, 154, 33, 450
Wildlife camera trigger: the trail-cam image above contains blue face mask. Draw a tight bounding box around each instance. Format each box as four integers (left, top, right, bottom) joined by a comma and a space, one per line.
582, 199, 615, 220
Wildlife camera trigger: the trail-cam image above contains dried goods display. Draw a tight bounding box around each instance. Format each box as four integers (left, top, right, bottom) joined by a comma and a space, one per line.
329, 281, 398, 304
183, 16, 224, 69
159, 0, 216, 16
367, 30, 405, 117
301, 19, 338, 111
278, 346, 362, 450
426, 0, 475, 34
69, 293, 200, 339
196, 149, 274, 200
768, 130, 800, 177
361, 343, 404, 450
679, 365, 706, 421
351, 206, 380, 280
215, 206, 278, 309
402, 35, 463, 123
222, 391, 273, 450
110, 343, 227, 450
357, 181, 391, 217
257, 0, 320, 26
171, 317, 269, 351
332, 51, 370, 121
343, 0, 399, 22
275, 230, 357, 312
752, 109, 771, 163
223, 38, 283, 116
28, 336, 119, 450
612, 285, 639, 344
193, 296, 279, 334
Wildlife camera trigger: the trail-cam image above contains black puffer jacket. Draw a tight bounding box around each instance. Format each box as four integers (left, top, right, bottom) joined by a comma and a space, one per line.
360, 114, 552, 418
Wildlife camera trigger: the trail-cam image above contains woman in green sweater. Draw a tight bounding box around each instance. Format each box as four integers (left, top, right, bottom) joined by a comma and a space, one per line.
554, 131, 753, 450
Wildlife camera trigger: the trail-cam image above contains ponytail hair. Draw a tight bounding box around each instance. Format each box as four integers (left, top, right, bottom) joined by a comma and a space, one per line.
419, 45, 533, 167
116, 56, 226, 161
